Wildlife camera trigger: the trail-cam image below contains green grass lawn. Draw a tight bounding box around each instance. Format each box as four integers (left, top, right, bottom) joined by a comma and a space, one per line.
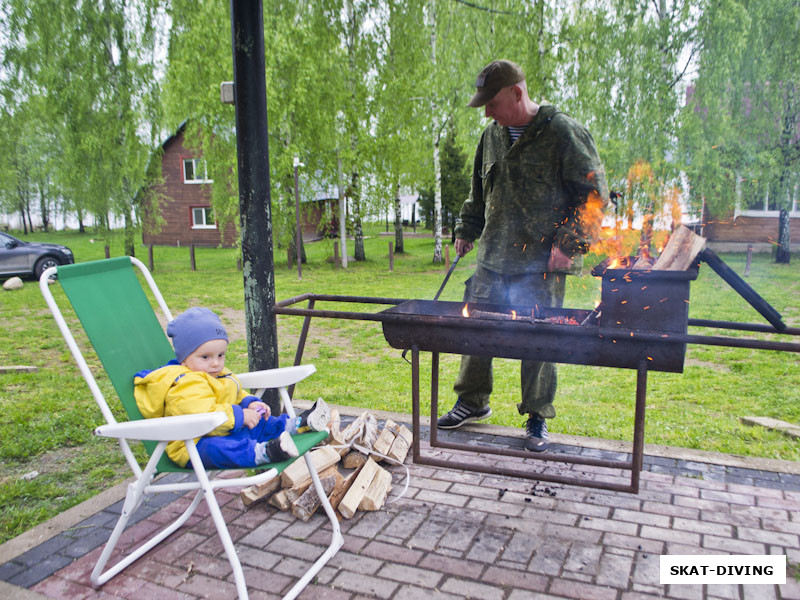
1, 225, 798, 544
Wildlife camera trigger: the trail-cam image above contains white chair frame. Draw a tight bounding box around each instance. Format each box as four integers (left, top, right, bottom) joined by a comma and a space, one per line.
40, 256, 343, 600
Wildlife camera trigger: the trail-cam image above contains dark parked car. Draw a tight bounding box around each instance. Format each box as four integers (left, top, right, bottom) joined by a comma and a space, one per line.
0, 232, 75, 279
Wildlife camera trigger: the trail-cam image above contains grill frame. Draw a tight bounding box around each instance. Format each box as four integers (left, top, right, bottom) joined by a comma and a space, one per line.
273, 262, 800, 494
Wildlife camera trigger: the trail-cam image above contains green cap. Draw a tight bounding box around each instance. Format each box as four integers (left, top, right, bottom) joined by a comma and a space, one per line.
467, 60, 525, 107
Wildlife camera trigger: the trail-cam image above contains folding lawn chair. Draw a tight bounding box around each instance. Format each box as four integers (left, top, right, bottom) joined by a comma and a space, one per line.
39, 256, 343, 600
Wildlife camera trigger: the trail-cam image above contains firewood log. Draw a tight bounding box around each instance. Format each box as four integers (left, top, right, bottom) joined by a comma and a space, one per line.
651, 225, 706, 271
327, 409, 341, 444
338, 457, 380, 519
343, 450, 368, 469
358, 466, 392, 511
269, 489, 292, 511
339, 413, 366, 444
359, 413, 379, 450
371, 424, 397, 462
328, 466, 360, 513
386, 423, 412, 463
240, 476, 281, 507
291, 474, 338, 521
280, 446, 340, 488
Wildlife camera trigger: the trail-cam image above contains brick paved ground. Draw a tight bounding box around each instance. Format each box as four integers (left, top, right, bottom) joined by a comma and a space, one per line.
2, 420, 799, 600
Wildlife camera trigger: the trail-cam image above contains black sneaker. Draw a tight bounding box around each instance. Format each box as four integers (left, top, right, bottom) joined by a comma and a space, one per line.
437, 398, 492, 429
294, 398, 330, 433
524, 414, 549, 453
257, 432, 299, 464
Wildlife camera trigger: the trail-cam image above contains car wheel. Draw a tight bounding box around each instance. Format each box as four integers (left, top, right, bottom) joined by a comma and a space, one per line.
34, 256, 61, 279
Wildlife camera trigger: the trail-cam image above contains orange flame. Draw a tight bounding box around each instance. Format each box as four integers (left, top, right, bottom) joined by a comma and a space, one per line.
511, 310, 517, 320
462, 303, 470, 318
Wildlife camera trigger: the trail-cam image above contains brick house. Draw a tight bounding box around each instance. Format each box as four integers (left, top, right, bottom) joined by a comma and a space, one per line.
142, 123, 337, 247
142, 123, 237, 247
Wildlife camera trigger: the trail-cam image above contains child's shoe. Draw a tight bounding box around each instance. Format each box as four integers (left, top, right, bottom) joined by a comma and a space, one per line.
255, 432, 299, 464
292, 398, 330, 433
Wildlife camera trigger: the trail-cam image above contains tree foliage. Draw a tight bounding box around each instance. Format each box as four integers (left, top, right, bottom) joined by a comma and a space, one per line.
1, 0, 795, 265
0, 0, 165, 248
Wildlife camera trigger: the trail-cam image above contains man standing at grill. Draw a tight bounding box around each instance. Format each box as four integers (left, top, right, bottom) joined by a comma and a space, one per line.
437, 59, 608, 452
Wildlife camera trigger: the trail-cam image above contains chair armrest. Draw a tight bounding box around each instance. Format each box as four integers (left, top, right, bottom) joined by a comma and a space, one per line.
94, 413, 228, 441
236, 364, 316, 389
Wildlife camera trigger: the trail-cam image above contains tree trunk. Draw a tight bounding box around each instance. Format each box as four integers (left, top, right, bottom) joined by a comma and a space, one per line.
776, 208, 791, 263
19, 202, 28, 234
394, 185, 404, 253
25, 201, 34, 233
351, 172, 365, 261
39, 182, 50, 233
429, 0, 442, 264
124, 208, 135, 257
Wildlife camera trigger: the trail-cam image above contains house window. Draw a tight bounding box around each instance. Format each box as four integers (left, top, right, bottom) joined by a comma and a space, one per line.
191, 207, 216, 229
739, 177, 800, 217
742, 179, 766, 211
183, 158, 211, 184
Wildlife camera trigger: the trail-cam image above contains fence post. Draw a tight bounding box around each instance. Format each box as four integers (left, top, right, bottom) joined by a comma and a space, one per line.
389, 241, 394, 272
104, 245, 110, 259
334, 240, 340, 268
237, 256, 242, 271
744, 244, 753, 277
445, 244, 450, 271
287, 246, 293, 269
190, 244, 196, 271
148, 245, 154, 272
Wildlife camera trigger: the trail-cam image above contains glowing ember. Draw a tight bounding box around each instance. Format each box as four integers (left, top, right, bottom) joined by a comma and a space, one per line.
462, 303, 470, 318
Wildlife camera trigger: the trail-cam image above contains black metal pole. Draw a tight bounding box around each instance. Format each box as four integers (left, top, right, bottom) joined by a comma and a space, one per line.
230, 0, 280, 412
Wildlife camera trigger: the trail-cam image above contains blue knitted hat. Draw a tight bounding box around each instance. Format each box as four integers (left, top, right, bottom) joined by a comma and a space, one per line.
167, 307, 229, 363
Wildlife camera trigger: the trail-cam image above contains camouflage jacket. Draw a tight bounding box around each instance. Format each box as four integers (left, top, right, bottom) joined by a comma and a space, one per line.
454, 105, 608, 275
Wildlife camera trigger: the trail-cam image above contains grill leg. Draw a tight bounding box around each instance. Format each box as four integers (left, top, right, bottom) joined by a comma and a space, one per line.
630, 360, 649, 494
289, 298, 316, 399
411, 345, 421, 461
430, 352, 439, 445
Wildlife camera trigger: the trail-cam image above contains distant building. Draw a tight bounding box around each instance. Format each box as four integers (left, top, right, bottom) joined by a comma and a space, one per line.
142, 123, 338, 247
700, 179, 800, 252
142, 123, 237, 247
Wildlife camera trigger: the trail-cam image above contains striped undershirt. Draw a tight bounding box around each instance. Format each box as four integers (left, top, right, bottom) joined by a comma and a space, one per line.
507, 124, 529, 143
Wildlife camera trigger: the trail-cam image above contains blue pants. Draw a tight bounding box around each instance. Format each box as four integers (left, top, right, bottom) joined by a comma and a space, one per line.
194, 414, 290, 469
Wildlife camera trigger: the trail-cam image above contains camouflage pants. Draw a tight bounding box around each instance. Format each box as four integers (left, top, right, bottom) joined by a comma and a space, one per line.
453, 265, 566, 419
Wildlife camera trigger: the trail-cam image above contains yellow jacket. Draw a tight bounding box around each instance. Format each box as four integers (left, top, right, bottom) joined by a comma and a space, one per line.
134, 364, 248, 467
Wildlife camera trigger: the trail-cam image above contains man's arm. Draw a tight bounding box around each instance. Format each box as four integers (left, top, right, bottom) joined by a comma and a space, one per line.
552, 120, 609, 266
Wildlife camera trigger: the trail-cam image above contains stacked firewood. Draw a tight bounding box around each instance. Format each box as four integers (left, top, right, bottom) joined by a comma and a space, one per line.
239, 409, 412, 521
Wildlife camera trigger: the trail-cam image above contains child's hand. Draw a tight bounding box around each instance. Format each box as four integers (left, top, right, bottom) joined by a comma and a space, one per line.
249, 401, 270, 419
242, 408, 262, 429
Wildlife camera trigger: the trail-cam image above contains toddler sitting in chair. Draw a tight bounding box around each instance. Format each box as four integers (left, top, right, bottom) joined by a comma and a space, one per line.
133, 307, 329, 469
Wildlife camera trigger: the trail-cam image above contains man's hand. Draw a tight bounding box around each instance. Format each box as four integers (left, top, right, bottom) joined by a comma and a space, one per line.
547, 246, 573, 271
455, 238, 474, 257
